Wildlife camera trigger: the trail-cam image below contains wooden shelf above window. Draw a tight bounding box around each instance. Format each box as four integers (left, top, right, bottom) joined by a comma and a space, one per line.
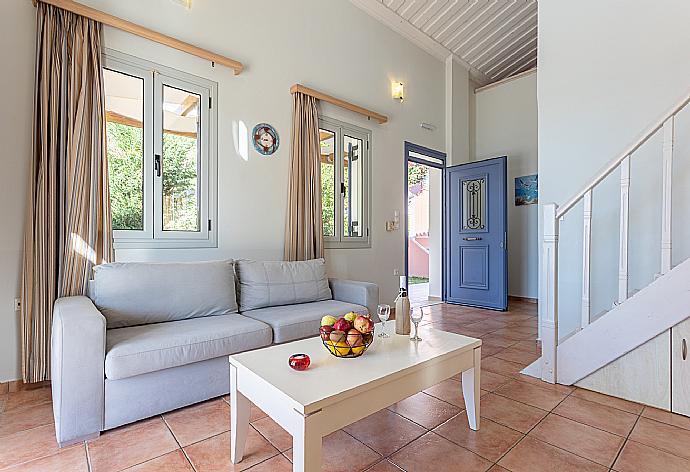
291, 84, 388, 124
32, 0, 244, 75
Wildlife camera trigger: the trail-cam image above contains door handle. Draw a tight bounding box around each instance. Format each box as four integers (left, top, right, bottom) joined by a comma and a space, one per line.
154, 154, 161, 177
463, 237, 482, 241
683, 338, 688, 361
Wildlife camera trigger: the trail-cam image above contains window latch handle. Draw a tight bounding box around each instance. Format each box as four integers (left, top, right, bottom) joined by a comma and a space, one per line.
340, 182, 346, 195
154, 154, 161, 177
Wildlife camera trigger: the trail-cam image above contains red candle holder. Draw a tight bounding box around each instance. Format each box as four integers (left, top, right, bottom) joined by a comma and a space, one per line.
288, 353, 310, 371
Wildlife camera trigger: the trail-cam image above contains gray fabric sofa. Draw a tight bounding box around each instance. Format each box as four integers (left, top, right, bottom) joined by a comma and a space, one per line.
51, 258, 378, 447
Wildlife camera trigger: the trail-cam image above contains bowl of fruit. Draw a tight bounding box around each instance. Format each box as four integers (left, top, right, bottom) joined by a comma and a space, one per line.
319, 312, 375, 358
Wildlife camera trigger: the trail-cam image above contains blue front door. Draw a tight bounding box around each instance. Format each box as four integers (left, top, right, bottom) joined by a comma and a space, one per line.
445, 157, 507, 310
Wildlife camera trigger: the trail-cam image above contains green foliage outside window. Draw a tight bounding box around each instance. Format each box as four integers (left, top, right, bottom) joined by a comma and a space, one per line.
162, 133, 199, 231
321, 162, 335, 237
106, 122, 200, 232
107, 122, 143, 230
408, 163, 428, 187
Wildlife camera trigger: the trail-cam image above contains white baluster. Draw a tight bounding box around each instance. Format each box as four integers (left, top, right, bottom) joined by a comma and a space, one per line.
661, 117, 674, 274
541, 203, 559, 384
618, 156, 630, 303
581, 191, 592, 328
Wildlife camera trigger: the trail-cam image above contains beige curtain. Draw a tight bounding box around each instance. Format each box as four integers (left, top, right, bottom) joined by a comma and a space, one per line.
284, 92, 324, 261
20, 3, 113, 383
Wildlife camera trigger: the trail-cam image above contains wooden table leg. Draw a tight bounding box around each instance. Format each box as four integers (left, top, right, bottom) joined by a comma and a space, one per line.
462, 346, 481, 430
230, 364, 250, 464
293, 415, 321, 472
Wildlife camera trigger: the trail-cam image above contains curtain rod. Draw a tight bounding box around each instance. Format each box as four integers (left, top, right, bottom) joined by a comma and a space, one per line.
291, 84, 388, 124
31, 0, 244, 75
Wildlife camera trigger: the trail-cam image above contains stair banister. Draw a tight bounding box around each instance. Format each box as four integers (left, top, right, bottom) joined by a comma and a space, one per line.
661, 116, 674, 275
539, 88, 690, 385
541, 203, 559, 383
556, 91, 690, 219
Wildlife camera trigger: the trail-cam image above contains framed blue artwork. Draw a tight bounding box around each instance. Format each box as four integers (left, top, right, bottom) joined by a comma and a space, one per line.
515, 174, 538, 205
252, 123, 279, 155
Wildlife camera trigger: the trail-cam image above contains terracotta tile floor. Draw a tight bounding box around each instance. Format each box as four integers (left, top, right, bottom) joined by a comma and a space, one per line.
3, 300, 690, 471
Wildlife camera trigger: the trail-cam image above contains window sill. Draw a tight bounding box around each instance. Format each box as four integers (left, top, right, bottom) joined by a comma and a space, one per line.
324, 239, 371, 250
113, 237, 218, 250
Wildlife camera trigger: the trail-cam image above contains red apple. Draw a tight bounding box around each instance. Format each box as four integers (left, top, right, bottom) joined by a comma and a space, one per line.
319, 325, 333, 341
333, 318, 352, 332
329, 329, 347, 344
354, 315, 373, 334
346, 328, 363, 347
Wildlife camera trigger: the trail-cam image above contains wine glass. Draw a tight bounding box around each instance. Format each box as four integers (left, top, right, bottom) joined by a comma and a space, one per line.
377, 304, 391, 338
410, 307, 424, 342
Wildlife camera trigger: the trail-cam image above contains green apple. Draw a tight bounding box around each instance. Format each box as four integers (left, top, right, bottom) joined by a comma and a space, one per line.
343, 312, 357, 322
321, 315, 337, 327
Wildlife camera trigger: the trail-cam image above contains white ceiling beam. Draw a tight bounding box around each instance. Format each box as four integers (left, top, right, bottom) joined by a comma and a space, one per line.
423, 0, 475, 37
481, 32, 536, 74
464, 6, 536, 63
489, 46, 537, 79
410, 0, 450, 28
348, 0, 491, 85
399, 0, 430, 20
473, 17, 536, 68
452, 1, 528, 56
435, 1, 484, 44
445, 1, 507, 52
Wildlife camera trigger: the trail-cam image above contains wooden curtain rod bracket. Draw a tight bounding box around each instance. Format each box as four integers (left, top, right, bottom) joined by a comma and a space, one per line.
291, 84, 388, 124
32, 0, 244, 75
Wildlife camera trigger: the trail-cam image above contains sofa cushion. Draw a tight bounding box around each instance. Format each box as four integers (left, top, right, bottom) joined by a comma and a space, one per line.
241, 300, 368, 344
236, 258, 332, 311
105, 314, 271, 380
92, 260, 237, 328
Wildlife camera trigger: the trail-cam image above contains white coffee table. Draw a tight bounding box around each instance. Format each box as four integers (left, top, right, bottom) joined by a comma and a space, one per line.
228, 325, 481, 472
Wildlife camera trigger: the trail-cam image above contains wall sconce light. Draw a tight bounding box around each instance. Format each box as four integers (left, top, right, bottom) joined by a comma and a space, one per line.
391, 81, 404, 102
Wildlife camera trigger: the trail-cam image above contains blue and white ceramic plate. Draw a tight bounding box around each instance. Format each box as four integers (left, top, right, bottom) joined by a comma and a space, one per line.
252, 123, 279, 155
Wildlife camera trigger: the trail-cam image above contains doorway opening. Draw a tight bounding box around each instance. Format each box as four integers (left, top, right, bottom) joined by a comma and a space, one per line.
404, 142, 445, 309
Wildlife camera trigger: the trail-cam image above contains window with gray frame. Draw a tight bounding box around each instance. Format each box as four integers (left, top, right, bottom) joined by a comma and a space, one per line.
319, 117, 371, 248
103, 50, 217, 249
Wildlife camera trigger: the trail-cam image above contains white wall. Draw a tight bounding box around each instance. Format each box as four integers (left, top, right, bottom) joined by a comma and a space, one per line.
0, 0, 448, 381
0, 0, 35, 383
539, 0, 690, 336
474, 72, 538, 299
445, 57, 471, 166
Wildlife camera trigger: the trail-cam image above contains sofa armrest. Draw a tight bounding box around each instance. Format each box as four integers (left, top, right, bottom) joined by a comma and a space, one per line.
329, 279, 380, 321
51, 296, 106, 446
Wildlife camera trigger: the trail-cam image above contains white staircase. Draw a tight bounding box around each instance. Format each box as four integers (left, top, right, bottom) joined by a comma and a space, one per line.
527, 89, 690, 386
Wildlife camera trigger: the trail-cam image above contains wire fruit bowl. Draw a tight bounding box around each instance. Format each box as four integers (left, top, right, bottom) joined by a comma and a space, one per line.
320, 327, 374, 358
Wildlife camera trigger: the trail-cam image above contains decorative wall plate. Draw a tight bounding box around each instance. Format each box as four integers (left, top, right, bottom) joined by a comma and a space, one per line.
252, 123, 279, 155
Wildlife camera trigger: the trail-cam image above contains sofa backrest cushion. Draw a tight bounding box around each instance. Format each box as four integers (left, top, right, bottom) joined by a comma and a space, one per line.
92, 260, 238, 328
236, 258, 332, 311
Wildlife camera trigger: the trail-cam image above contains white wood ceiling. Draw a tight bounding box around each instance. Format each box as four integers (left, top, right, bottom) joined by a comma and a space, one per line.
350, 0, 537, 86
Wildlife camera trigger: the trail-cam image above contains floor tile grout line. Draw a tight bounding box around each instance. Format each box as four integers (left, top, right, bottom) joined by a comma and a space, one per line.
160, 414, 198, 472
484, 382, 576, 466
107, 415, 185, 472
561, 392, 646, 418
569, 390, 645, 416
85, 441, 93, 472
431, 414, 525, 464
615, 416, 690, 464
609, 413, 641, 471
338, 427, 385, 462
518, 398, 624, 468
